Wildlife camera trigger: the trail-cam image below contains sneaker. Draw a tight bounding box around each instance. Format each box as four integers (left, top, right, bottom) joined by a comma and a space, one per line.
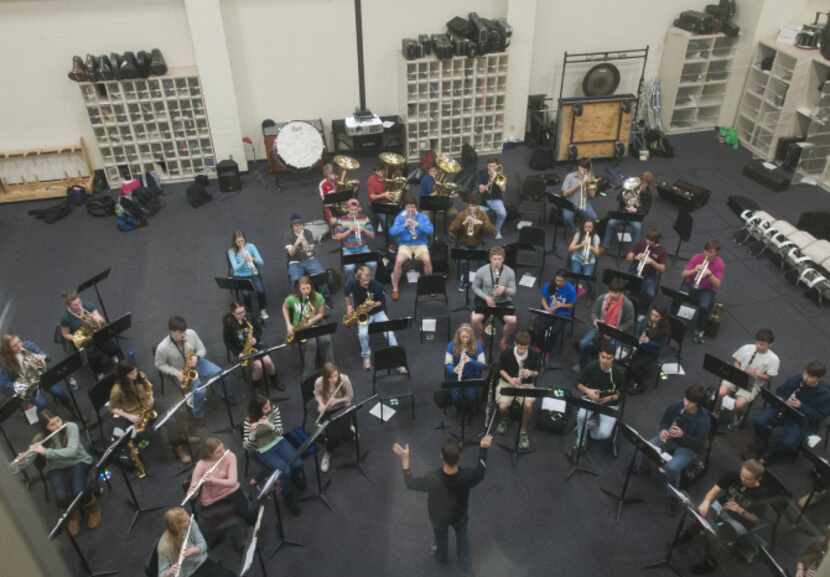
495, 233, 503, 240
68, 376, 79, 391
363, 358, 372, 370
518, 432, 530, 451
260, 309, 270, 321
495, 417, 508, 435
397, 367, 408, 375
320, 451, 330, 473
693, 331, 705, 344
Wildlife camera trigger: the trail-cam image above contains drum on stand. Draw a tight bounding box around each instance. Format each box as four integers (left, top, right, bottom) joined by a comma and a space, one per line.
273, 120, 325, 171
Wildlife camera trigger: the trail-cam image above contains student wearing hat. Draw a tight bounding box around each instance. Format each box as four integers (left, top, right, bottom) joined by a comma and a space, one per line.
285, 213, 325, 287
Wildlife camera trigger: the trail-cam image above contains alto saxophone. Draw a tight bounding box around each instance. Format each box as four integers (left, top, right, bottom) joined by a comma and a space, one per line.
179, 347, 199, 394
286, 299, 316, 344
71, 308, 104, 349
134, 374, 158, 433
240, 320, 257, 366
342, 294, 376, 327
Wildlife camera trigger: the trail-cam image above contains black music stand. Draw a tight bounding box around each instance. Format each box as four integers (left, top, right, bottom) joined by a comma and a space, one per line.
215, 276, 258, 315
546, 194, 576, 257
601, 268, 643, 295
597, 322, 639, 360
796, 448, 830, 530
601, 423, 664, 521
77, 268, 113, 323
703, 353, 749, 421
368, 316, 413, 336
473, 302, 516, 365
644, 484, 717, 576
566, 395, 620, 480
342, 250, 384, 286
440, 379, 488, 446
289, 423, 333, 512
529, 307, 578, 371
322, 189, 356, 207
756, 542, 791, 577
40, 351, 87, 431
331, 394, 377, 480
604, 212, 644, 261
419, 195, 452, 237
291, 322, 338, 373
48, 492, 118, 576
256, 469, 304, 559
661, 286, 697, 323
95, 428, 163, 534
496, 386, 555, 464
239, 504, 270, 577
90, 313, 131, 363
672, 209, 694, 261
450, 248, 489, 312
239, 343, 290, 404
372, 203, 402, 246
758, 387, 807, 424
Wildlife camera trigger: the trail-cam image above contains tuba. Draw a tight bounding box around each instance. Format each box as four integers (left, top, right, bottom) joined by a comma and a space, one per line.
342, 294, 376, 327
71, 308, 104, 349
379, 151, 407, 205
240, 319, 257, 367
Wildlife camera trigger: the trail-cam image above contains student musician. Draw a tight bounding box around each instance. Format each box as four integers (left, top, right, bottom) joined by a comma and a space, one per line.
681, 240, 724, 344
60, 291, 119, 377
282, 275, 333, 380
625, 229, 667, 300
10, 410, 100, 536
420, 165, 438, 197
471, 246, 517, 350
560, 158, 598, 234
318, 163, 339, 227
187, 438, 254, 528
284, 213, 326, 288
227, 230, 269, 321
715, 329, 779, 429
533, 270, 576, 356
389, 198, 434, 301
444, 324, 488, 408
155, 316, 222, 424
344, 265, 398, 371
334, 198, 376, 288
0, 333, 71, 413
223, 302, 279, 391
626, 306, 670, 394
478, 158, 507, 239
243, 396, 305, 516
577, 277, 634, 369
494, 331, 542, 451
367, 164, 393, 232
156, 507, 235, 577
110, 360, 166, 473
567, 219, 602, 298
313, 362, 355, 473
603, 172, 654, 247
448, 200, 495, 290
569, 343, 624, 461
750, 361, 830, 462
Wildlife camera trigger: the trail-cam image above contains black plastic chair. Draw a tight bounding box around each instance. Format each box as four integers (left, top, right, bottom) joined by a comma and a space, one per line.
54, 324, 70, 354
515, 226, 547, 278
413, 274, 450, 341
680, 412, 718, 489
372, 346, 414, 421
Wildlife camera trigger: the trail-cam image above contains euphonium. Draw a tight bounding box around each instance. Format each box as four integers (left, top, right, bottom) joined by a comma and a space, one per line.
179, 347, 199, 394
15, 349, 47, 402
240, 320, 256, 367
71, 308, 104, 349
343, 295, 375, 327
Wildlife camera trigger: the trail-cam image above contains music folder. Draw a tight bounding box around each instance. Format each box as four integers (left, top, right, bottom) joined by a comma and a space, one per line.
601, 268, 642, 294
597, 322, 638, 349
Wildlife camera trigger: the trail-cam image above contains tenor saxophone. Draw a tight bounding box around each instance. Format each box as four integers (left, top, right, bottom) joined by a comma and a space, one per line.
240, 320, 257, 366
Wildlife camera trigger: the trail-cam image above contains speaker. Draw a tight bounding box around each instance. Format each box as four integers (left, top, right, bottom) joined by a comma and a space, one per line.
217, 158, 241, 192
742, 160, 790, 192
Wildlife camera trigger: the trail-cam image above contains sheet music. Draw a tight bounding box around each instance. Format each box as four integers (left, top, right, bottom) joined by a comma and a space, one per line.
519, 274, 536, 288
239, 504, 265, 576
541, 398, 566, 413
421, 318, 437, 332
661, 362, 685, 376
677, 304, 696, 320
406, 269, 419, 284
721, 395, 736, 411
369, 402, 396, 422
516, 220, 532, 230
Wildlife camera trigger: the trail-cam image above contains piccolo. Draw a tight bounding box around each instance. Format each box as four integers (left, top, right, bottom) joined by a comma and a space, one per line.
173, 514, 196, 577
10, 423, 69, 467
181, 449, 231, 506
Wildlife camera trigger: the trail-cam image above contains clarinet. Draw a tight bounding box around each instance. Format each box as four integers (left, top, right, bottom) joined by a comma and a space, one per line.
775, 380, 806, 422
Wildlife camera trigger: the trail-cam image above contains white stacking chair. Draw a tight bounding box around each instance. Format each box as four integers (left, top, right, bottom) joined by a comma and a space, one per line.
781, 231, 817, 272
758, 220, 796, 258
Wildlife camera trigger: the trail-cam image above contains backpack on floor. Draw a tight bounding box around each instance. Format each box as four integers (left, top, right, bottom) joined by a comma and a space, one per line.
87, 194, 116, 217
29, 201, 71, 224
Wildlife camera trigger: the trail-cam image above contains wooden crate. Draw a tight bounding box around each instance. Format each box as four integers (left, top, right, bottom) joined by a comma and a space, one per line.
0, 139, 93, 204
555, 95, 636, 161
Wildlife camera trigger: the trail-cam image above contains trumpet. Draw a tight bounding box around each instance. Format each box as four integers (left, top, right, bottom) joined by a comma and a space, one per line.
9, 423, 69, 467
581, 235, 593, 262
487, 165, 507, 198
635, 245, 651, 277
463, 213, 482, 237
693, 257, 710, 289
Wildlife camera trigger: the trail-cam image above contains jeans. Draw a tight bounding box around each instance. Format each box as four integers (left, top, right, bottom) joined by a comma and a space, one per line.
358, 311, 398, 359
343, 246, 377, 288
255, 439, 302, 498
485, 199, 506, 236
752, 408, 804, 459
288, 258, 325, 285
575, 407, 618, 447
47, 462, 91, 504
191, 357, 222, 418
570, 258, 595, 279
562, 204, 598, 235
646, 435, 698, 493
688, 287, 715, 331
603, 219, 642, 248
642, 275, 657, 301
299, 335, 335, 380
434, 517, 472, 574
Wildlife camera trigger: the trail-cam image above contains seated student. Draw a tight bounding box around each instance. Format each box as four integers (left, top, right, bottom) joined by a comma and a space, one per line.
334, 198, 376, 289
222, 302, 279, 391
59, 291, 121, 378
444, 324, 487, 409
282, 276, 334, 380
639, 384, 711, 508
569, 343, 624, 461
626, 306, 671, 393
284, 214, 325, 288
448, 201, 495, 290
567, 219, 602, 298
603, 172, 654, 248
683, 459, 774, 573
344, 265, 398, 371
494, 331, 541, 451
420, 165, 438, 197
478, 158, 507, 239
577, 277, 634, 369
625, 229, 667, 300
156, 507, 235, 577
0, 333, 71, 413
318, 163, 339, 227
389, 198, 434, 301
559, 158, 598, 234
681, 240, 724, 344
243, 396, 306, 516
312, 363, 354, 473
533, 270, 576, 356
109, 360, 162, 474
367, 164, 395, 232
471, 246, 518, 351
750, 361, 830, 462
715, 329, 779, 429
10, 410, 101, 537
227, 230, 269, 320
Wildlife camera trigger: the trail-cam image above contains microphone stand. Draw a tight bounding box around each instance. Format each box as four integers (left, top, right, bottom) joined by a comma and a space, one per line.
257, 468, 304, 559
49, 491, 118, 576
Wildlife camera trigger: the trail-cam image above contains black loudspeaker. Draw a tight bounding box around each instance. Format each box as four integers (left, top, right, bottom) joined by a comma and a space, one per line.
742, 160, 790, 192
673, 210, 694, 243
217, 158, 241, 192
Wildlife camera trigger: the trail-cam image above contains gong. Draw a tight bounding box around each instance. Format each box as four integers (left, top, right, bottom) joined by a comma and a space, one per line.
582, 63, 621, 97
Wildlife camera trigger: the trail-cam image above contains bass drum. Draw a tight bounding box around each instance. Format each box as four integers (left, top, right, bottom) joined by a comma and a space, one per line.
273, 121, 325, 171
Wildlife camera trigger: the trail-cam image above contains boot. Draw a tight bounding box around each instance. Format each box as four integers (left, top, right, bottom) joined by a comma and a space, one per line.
269, 372, 285, 392
292, 468, 307, 492
82, 495, 101, 529
67, 56, 88, 82
67, 507, 82, 536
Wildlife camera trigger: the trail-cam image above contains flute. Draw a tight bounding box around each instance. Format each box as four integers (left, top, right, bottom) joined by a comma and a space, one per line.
173, 514, 195, 577
315, 378, 348, 426
10, 423, 69, 467
181, 450, 231, 506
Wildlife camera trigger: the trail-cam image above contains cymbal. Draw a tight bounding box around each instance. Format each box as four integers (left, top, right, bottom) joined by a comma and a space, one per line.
436, 154, 461, 174
379, 152, 405, 166
333, 155, 360, 170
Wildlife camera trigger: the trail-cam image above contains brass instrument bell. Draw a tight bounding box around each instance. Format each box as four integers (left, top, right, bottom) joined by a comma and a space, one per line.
334, 155, 360, 186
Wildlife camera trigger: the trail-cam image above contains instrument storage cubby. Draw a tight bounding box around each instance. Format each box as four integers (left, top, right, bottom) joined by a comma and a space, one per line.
79, 67, 216, 188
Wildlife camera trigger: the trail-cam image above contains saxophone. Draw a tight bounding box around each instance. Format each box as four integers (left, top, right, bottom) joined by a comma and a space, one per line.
286, 299, 316, 344
343, 294, 376, 327
179, 347, 199, 394
71, 308, 104, 349
15, 349, 47, 402
240, 320, 257, 367
133, 373, 158, 433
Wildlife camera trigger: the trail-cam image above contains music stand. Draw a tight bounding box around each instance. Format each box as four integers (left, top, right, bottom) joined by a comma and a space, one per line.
372, 203, 402, 246
601, 268, 643, 295
256, 468, 304, 558
496, 386, 555, 464
239, 343, 290, 403
546, 194, 576, 257
450, 248, 489, 312
342, 250, 384, 284
216, 276, 258, 315
291, 322, 338, 372
473, 302, 516, 365
758, 387, 806, 424
529, 307, 577, 371
601, 423, 666, 520
440, 379, 487, 445
604, 212, 644, 261
419, 195, 452, 237
0, 396, 33, 487
288, 423, 333, 512
644, 484, 717, 576
90, 313, 131, 363
672, 209, 693, 261
597, 322, 639, 360
566, 395, 621, 480
322, 189, 355, 207
239, 504, 269, 577
94, 428, 163, 534
77, 268, 113, 323
661, 286, 697, 323
703, 354, 749, 420
48, 491, 118, 576
40, 351, 87, 431
330, 394, 378, 480
796, 448, 830, 531
756, 542, 791, 577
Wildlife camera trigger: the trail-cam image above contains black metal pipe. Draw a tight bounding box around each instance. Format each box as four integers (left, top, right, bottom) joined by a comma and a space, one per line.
354, 0, 367, 113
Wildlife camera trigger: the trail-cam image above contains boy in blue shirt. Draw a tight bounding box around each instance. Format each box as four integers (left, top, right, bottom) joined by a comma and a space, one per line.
533, 269, 576, 355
